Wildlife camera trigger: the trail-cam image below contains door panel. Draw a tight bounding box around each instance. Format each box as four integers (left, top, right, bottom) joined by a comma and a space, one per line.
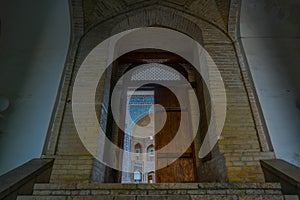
156, 157, 195, 183
155, 87, 196, 182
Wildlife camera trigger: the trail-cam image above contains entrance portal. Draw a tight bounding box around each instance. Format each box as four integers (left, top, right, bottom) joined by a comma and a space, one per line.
118, 59, 197, 183
94, 50, 227, 183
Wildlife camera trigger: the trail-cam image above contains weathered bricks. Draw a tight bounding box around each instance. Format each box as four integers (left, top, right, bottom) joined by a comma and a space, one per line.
17, 183, 284, 200
44, 0, 274, 184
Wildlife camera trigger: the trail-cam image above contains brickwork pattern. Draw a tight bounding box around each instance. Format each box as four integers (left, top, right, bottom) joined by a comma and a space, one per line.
50, 156, 93, 183
82, 0, 228, 31
17, 183, 285, 200
44, 0, 275, 183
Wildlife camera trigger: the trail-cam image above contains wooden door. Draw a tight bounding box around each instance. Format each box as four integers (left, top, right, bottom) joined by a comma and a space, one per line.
155, 87, 196, 182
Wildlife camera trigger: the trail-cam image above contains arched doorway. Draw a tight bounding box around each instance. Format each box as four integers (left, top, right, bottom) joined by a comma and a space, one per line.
98, 49, 217, 183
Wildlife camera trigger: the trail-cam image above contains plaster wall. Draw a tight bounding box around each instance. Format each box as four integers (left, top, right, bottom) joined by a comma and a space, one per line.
0, 0, 70, 175
240, 0, 300, 166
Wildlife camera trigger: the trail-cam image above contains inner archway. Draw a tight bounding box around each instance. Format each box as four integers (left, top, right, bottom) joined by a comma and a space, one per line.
93, 49, 227, 183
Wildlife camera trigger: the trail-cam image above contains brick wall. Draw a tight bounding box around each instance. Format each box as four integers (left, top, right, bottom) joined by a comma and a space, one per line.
44, 0, 274, 183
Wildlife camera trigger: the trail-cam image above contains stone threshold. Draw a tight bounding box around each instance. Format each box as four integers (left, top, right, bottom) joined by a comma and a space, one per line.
34, 182, 281, 190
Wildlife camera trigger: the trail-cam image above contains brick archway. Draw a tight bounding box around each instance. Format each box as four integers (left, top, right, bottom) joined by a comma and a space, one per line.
45, 1, 274, 184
